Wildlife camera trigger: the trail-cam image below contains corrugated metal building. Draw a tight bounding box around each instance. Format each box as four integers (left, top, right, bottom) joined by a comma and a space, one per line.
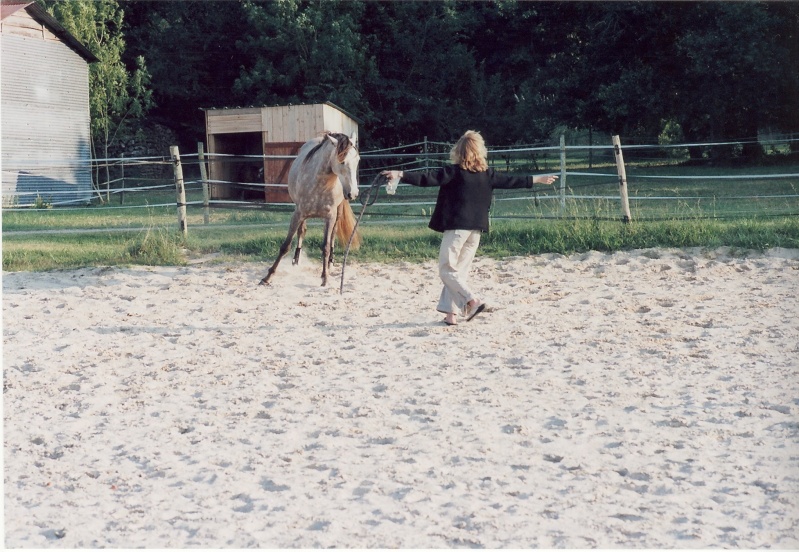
1, 2, 97, 207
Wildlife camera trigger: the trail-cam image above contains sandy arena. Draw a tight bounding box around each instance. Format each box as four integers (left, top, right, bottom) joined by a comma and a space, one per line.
3, 247, 798, 548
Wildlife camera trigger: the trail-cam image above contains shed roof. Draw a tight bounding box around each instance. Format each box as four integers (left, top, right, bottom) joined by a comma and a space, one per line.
1, 1, 98, 63
202, 101, 364, 126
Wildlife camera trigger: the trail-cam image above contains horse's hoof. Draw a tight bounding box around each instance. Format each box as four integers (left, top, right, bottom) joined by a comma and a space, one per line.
258, 278, 271, 286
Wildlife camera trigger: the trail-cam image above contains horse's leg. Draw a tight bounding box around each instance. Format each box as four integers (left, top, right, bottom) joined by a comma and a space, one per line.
292, 220, 307, 265
260, 211, 303, 285
320, 212, 337, 287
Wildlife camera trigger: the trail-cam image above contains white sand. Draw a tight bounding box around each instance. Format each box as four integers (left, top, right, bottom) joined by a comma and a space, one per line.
3, 247, 799, 548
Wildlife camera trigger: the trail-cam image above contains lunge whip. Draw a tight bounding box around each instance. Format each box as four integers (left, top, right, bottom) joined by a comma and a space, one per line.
339, 173, 391, 294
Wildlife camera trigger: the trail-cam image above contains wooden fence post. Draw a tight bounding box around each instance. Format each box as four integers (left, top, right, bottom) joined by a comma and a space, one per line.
198, 142, 210, 225
612, 135, 632, 223
559, 134, 567, 214
119, 153, 125, 205
170, 145, 188, 236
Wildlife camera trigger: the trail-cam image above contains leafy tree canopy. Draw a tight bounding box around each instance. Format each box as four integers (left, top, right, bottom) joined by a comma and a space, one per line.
51, 1, 799, 155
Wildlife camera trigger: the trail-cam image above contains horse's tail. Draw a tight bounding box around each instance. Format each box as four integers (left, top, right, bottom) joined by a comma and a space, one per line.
336, 200, 361, 250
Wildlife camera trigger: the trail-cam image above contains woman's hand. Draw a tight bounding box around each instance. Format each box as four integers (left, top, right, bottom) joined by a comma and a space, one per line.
380, 170, 403, 195
380, 170, 403, 180
534, 174, 558, 186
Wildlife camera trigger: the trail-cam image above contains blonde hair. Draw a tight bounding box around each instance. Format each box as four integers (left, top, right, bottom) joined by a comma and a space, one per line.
450, 130, 488, 172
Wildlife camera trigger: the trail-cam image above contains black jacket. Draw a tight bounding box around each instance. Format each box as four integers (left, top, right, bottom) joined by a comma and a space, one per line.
401, 165, 533, 233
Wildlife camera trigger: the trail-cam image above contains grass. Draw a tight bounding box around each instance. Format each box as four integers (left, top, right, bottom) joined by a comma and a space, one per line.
3, 159, 798, 272
2, 226, 186, 272
479, 217, 799, 257
1, 188, 295, 232
4, 215, 798, 273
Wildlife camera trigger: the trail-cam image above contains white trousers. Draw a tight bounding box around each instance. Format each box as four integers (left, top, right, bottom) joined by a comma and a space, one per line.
437, 229, 481, 314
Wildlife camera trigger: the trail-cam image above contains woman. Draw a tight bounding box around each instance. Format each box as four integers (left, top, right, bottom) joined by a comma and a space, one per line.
382, 130, 557, 326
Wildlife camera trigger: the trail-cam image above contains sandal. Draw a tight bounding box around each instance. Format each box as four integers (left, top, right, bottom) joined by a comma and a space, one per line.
466, 302, 486, 322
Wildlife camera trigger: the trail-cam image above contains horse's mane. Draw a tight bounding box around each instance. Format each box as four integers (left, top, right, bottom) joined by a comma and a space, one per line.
303, 131, 353, 165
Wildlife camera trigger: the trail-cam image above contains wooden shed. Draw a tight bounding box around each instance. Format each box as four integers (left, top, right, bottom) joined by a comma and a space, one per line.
203, 103, 361, 203
1, 2, 97, 207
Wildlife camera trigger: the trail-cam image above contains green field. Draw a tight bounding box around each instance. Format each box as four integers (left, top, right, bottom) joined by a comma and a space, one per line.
3, 160, 798, 273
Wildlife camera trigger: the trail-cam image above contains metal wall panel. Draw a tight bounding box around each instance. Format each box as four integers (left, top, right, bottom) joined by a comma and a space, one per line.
1, 32, 93, 206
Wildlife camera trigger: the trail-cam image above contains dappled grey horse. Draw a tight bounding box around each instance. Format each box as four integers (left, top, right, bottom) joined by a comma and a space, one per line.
260, 132, 360, 287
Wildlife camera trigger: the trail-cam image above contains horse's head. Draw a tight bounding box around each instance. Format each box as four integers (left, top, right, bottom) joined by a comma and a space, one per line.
327, 133, 360, 201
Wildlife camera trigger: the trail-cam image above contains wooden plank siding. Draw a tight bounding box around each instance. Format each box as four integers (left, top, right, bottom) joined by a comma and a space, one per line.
263, 142, 303, 203
206, 108, 262, 135
1, 5, 94, 207
322, 103, 359, 141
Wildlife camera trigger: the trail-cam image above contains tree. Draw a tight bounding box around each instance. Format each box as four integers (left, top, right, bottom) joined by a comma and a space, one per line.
537, 3, 679, 142
673, 2, 787, 159
457, 0, 564, 144
359, 1, 488, 146
771, 2, 799, 152
122, 1, 249, 143
234, 0, 375, 134
40, 0, 153, 194
108, 0, 799, 154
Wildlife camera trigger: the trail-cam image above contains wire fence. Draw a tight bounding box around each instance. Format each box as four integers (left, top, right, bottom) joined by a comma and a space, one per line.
357, 136, 799, 222
3, 135, 798, 233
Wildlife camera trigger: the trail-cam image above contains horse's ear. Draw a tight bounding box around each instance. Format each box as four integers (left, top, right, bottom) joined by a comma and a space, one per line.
327, 133, 339, 146
350, 131, 358, 147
